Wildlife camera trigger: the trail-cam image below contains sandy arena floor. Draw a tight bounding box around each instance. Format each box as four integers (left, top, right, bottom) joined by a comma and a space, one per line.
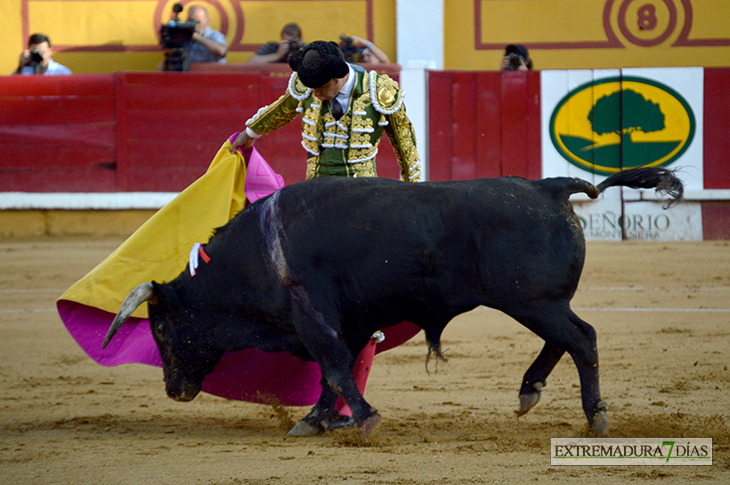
1, 237, 728, 484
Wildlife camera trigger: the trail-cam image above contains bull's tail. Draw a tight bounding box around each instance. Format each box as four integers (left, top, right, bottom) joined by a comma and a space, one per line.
596, 167, 684, 206
547, 167, 684, 208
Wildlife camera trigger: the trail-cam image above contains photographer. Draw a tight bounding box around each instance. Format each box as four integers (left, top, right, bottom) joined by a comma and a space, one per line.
500, 44, 533, 71
339, 35, 389, 64
247, 23, 304, 64
186, 5, 227, 64
13, 33, 71, 75
158, 5, 227, 71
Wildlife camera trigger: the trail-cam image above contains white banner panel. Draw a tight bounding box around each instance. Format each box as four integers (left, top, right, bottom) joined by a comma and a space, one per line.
542, 67, 704, 240
621, 67, 704, 191
573, 200, 702, 241
542, 69, 620, 184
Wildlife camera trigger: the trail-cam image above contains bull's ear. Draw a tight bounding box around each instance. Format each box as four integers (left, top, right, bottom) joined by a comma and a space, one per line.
102, 282, 155, 349
149, 281, 160, 305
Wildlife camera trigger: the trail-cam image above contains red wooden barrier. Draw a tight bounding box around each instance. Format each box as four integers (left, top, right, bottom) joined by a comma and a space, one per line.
703, 68, 730, 190
115, 72, 257, 191
0, 74, 117, 192
427, 70, 542, 181
702, 203, 730, 240
0, 69, 402, 192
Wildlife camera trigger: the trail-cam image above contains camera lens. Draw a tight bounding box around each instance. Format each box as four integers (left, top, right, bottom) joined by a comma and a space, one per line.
509, 54, 524, 70
30, 49, 44, 64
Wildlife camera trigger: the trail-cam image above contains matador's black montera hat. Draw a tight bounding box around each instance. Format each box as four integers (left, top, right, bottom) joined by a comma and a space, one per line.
289, 40, 349, 88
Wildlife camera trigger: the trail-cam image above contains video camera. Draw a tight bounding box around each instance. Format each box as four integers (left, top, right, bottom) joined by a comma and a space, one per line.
159, 3, 197, 71
160, 3, 197, 49
338, 34, 363, 63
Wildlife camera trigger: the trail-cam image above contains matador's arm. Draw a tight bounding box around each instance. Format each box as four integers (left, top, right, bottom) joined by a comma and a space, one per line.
370, 73, 422, 182
246, 73, 312, 136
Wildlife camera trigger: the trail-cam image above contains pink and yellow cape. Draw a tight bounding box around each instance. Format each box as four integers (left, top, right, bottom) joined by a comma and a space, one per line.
57, 135, 420, 406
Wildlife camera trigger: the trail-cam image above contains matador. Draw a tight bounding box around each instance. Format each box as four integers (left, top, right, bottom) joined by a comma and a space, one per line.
230, 40, 422, 182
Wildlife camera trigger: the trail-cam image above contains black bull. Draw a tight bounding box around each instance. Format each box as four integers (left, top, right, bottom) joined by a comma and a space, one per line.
104, 167, 682, 436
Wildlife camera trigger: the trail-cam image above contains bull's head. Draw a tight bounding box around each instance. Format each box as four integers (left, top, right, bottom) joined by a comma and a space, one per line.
103, 282, 223, 402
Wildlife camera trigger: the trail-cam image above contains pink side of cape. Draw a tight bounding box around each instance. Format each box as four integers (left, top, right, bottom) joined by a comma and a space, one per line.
238, 143, 285, 204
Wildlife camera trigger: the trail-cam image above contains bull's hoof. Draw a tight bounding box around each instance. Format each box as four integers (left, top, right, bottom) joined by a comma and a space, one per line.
589, 400, 608, 436
287, 419, 324, 437
515, 381, 544, 417
327, 414, 356, 430
358, 413, 381, 437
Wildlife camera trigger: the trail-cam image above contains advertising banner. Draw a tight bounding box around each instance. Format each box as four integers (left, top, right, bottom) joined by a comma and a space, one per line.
542, 67, 704, 240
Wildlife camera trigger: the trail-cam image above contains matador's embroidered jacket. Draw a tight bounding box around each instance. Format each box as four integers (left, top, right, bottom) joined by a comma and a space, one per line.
245, 64, 422, 181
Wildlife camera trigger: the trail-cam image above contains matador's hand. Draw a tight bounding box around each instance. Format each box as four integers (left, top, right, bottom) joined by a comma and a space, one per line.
230, 131, 256, 154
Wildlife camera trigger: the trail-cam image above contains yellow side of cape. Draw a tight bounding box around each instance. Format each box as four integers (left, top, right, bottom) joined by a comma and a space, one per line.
59, 140, 247, 318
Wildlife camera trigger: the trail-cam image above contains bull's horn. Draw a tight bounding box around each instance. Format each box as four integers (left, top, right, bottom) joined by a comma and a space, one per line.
102, 282, 154, 349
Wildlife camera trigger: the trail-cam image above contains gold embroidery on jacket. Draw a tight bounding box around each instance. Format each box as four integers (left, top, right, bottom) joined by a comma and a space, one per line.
306, 158, 318, 179
385, 105, 421, 181
372, 74, 403, 114
247, 93, 299, 136
346, 89, 378, 163
349, 162, 377, 177
301, 101, 323, 155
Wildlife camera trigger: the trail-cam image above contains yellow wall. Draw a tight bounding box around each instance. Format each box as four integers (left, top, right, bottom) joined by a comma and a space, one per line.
1, 0, 396, 74
3, 0, 729, 74
0, 210, 155, 238
447, 0, 730, 70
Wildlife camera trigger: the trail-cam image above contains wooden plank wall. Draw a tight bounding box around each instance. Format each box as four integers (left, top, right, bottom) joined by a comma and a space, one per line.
0, 75, 117, 191
703, 68, 730, 190
115, 72, 256, 191
427, 70, 542, 181
0, 71, 402, 192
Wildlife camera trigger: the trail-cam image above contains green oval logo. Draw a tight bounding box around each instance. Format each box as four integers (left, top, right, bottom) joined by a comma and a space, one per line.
549, 76, 695, 175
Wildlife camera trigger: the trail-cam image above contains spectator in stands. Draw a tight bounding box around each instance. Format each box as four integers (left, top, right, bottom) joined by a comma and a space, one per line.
339, 35, 390, 64
13, 33, 72, 75
247, 23, 304, 64
186, 5, 228, 64
500, 44, 533, 71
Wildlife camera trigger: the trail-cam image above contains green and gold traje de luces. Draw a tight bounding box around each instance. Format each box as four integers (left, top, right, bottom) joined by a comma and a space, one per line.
246, 65, 421, 182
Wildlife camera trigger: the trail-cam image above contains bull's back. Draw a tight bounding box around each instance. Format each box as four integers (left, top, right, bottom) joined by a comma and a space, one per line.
274, 176, 587, 312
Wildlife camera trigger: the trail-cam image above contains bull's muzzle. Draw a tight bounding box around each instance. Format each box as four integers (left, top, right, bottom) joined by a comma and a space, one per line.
165, 382, 201, 402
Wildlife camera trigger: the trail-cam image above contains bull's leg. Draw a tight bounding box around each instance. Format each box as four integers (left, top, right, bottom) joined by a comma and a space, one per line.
565, 311, 607, 435
324, 369, 381, 435
287, 376, 340, 436
507, 303, 607, 435
516, 341, 565, 416
296, 326, 380, 435
318, 353, 380, 435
